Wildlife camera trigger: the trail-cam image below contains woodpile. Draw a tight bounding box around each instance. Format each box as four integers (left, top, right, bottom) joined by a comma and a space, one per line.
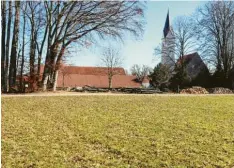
180, 87, 209, 94
117, 88, 162, 94
70, 86, 162, 94
71, 85, 110, 92
208, 87, 233, 94
83, 85, 109, 92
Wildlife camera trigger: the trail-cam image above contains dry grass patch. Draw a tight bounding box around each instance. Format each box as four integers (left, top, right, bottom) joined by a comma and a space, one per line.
2, 95, 234, 167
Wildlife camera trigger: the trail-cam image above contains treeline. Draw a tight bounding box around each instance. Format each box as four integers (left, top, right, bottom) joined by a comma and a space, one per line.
154, 1, 234, 89
1, 1, 145, 93
194, 1, 234, 88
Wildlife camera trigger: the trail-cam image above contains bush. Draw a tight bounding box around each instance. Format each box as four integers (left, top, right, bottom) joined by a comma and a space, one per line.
209, 69, 233, 88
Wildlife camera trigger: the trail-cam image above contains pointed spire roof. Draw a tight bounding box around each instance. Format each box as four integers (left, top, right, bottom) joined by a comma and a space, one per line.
163, 9, 170, 38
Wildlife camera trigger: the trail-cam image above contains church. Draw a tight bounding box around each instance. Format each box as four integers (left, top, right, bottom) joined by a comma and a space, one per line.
161, 10, 210, 87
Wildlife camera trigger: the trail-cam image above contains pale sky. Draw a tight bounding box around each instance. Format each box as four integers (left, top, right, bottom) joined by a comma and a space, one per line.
69, 1, 207, 72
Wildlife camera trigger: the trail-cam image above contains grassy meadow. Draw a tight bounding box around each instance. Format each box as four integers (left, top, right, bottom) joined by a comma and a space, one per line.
2, 95, 234, 167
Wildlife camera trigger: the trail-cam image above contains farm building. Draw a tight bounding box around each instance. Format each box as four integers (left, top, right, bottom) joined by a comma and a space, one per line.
18, 65, 150, 92
56, 66, 148, 89
32, 65, 149, 89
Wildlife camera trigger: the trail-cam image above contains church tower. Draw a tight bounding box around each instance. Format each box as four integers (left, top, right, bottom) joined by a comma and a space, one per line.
161, 10, 175, 69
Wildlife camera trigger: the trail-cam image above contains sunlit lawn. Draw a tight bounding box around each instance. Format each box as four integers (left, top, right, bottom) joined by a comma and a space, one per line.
2, 95, 234, 167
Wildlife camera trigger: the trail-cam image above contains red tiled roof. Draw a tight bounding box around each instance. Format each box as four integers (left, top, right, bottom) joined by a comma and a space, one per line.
59, 66, 126, 75
57, 74, 142, 88
39, 65, 126, 76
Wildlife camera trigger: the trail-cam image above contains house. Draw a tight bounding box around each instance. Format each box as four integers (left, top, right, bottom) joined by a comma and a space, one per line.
141, 77, 150, 88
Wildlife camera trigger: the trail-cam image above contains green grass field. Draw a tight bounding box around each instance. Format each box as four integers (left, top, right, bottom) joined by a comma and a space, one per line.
2, 95, 234, 168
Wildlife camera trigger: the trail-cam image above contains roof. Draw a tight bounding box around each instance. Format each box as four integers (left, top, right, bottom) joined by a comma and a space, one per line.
177, 52, 209, 79
57, 75, 143, 88
177, 52, 199, 64
182, 53, 197, 62
59, 66, 126, 76
163, 10, 170, 38
37, 65, 126, 76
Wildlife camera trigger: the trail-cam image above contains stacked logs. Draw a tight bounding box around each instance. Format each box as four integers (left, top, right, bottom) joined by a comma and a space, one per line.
180, 87, 209, 94
208, 87, 233, 94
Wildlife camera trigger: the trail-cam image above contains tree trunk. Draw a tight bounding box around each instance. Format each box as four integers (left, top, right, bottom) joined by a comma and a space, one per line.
20, 4, 27, 92
37, 25, 48, 82
9, 1, 20, 91
4, 1, 12, 92
16, 45, 21, 71
63, 74, 65, 89
42, 74, 49, 91
52, 44, 66, 91
1, 1, 6, 91
42, 2, 53, 91
108, 76, 112, 90
37, 53, 42, 89
29, 11, 37, 92
42, 53, 50, 91
42, 43, 59, 91
52, 70, 59, 91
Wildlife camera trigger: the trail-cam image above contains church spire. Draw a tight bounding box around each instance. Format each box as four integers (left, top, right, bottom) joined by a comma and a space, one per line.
163, 9, 170, 38
161, 9, 175, 69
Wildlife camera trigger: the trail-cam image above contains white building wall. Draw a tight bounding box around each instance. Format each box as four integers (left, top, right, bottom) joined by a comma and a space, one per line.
142, 82, 150, 88
161, 28, 175, 70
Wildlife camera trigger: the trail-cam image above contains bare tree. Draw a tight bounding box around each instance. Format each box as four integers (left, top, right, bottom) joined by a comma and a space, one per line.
173, 16, 196, 60
9, 1, 21, 91
1, 1, 145, 92
193, 1, 234, 79
41, 1, 145, 91
100, 46, 123, 89
130, 64, 152, 82
21, 2, 44, 91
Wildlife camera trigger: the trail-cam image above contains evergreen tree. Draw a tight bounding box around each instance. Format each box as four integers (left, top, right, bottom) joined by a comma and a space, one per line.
169, 64, 190, 91
149, 63, 170, 89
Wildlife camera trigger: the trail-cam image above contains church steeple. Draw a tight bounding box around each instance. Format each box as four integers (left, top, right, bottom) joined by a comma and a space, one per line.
163, 9, 170, 38
161, 9, 175, 69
